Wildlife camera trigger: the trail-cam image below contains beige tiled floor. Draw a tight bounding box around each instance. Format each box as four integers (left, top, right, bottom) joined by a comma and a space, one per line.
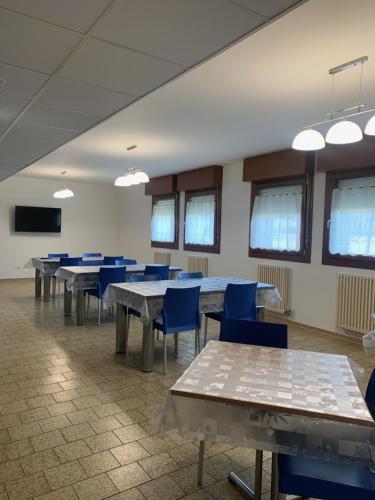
0, 279, 374, 499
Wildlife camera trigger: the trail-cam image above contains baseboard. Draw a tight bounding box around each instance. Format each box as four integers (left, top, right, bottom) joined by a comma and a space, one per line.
264, 311, 362, 345
0, 277, 34, 282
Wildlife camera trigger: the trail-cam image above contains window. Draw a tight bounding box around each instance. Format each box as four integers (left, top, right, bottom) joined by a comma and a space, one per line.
323, 169, 375, 269
151, 194, 179, 249
184, 189, 221, 253
249, 176, 313, 262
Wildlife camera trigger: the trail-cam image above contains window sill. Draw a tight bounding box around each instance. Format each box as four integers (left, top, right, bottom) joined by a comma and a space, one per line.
322, 253, 375, 271
249, 248, 311, 263
184, 243, 220, 254
151, 241, 178, 250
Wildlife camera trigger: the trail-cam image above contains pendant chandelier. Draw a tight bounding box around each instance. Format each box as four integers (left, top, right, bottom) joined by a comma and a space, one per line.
53, 171, 74, 199
292, 56, 375, 151
114, 145, 149, 187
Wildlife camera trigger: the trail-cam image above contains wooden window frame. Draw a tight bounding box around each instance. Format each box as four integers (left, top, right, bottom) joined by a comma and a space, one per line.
151, 193, 179, 250
322, 167, 375, 270
248, 175, 313, 263
183, 188, 221, 254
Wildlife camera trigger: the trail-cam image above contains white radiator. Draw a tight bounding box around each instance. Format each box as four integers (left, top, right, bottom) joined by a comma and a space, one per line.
188, 256, 208, 277
257, 264, 289, 314
337, 273, 375, 334
154, 252, 171, 265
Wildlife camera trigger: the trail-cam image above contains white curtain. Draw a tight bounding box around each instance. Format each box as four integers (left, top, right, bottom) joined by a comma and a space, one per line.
185, 194, 215, 245
250, 185, 303, 251
329, 176, 375, 256
151, 198, 175, 242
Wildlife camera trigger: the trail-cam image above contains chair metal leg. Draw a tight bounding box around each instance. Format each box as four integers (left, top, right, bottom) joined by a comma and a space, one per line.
52, 277, 56, 298
204, 316, 208, 345
174, 333, 178, 357
98, 298, 101, 325
163, 334, 167, 374
195, 330, 201, 355
197, 440, 205, 485
86, 294, 90, 319
270, 453, 278, 500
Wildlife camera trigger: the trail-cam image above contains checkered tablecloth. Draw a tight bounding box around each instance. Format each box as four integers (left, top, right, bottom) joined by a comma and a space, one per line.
106, 276, 280, 322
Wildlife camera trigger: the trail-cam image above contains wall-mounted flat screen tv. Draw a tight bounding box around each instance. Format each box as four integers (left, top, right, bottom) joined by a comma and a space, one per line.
15, 206, 61, 233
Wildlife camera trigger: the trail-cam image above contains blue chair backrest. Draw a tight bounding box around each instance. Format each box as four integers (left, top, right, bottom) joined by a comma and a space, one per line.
83, 252, 102, 257
79, 260, 104, 266
178, 272, 203, 280
103, 256, 124, 265
145, 265, 169, 280
365, 368, 375, 419
115, 259, 137, 266
59, 257, 82, 267
220, 318, 288, 349
130, 274, 161, 282
163, 286, 201, 332
98, 266, 126, 297
223, 283, 257, 320
48, 253, 68, 258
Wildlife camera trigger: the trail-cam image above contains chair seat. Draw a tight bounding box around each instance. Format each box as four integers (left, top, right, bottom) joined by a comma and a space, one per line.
128, 307, 141, 318
88, 288, 100, 299
205, 311, 224, 321
154, 318, 199, 334
278, 454, 375, 500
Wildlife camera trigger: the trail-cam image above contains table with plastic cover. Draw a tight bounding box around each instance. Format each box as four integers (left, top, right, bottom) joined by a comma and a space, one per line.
155, 340, 375, 499
105, 277, 280, 373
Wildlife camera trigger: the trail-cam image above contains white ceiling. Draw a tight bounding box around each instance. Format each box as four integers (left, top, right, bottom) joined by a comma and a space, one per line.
0, 0, 302, 182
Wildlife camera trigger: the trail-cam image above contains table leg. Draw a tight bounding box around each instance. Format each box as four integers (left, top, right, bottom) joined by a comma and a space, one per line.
197, 441, 205, 485
43, 275, 51, 302
64, 281, 72, 317
228, 449, 263, 499
35, 269, 42, 298
116, 304, 128, 353
270, 452, 279, 500
142, 320, 154, 372
76, 290, 85, 325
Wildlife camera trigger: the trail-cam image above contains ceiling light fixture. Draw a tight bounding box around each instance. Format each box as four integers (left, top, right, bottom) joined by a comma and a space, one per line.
53, 171, 74, 199
292, 56, 371, 150
114, 145, 149, 187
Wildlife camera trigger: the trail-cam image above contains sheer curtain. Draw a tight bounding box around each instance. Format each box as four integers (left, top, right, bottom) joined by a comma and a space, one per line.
250, 185, 303, 251
185, 194, 215, 245
151, 198, 175, 242
329, 176, 375, 256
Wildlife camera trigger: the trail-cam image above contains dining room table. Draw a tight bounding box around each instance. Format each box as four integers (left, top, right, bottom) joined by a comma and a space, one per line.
155, 340, 375, 499
105, 276, 280, 373
55, 264, 183, 325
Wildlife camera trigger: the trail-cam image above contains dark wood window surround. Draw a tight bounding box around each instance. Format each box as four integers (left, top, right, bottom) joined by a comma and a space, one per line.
248, 175, 314, 263
183, 188, 222, 254
151, 193, 179, 250
322, 167, 375, 270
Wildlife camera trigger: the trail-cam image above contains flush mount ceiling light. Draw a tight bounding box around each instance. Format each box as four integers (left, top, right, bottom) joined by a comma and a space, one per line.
53, 171, 74, 199
114, 145, 149, 187
292, 56, 375, 150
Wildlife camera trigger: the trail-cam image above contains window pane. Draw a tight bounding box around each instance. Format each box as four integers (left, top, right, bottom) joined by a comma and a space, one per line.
185, 194, 215, 246
250, 185, 303, 251
329, 176, 375, 257
151, 198, 175, 242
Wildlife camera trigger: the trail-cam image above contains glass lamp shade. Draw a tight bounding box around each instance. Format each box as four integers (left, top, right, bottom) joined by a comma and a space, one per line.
365, 115, 375, 135
114, 174, 133, 186
326, 120, 363, 144
133, 171, 149, 183
53, 187, 74, 199
127, 173, 140, 185
292, 129, 325, 151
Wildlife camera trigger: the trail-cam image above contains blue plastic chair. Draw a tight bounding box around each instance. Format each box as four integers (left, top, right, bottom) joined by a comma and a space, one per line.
59, 257, 82, 267
154, 286, 201, 374
178, 272, 203, 280
103, 256, 123, 265
115, 259, 137, 266
205, 283, 258, 345
48, 253, 68, 258
129, 274, 161, 282
277, 368, 375, 499
83, 252, 102, 257
145, 265, 169, 280
87, 267, 126, 324
219, 318, 288, 349
79, 260, 104, 266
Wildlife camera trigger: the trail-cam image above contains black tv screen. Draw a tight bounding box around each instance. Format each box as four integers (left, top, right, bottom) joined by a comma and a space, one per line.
15, 206, 61, 233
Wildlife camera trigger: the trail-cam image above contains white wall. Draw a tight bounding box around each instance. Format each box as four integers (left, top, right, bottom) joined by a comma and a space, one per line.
118, 161, 375, 334
0, 176, 121, 279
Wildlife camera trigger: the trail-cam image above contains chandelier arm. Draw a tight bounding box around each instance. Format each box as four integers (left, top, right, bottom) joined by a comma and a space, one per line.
304, 106, 375, 130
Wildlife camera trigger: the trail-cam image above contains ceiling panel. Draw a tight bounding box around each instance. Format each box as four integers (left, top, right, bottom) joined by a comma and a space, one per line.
0, 163, 25, 181
0, 0, 111, 33
21, 103, 100, 131
0, 95, 27, 121
92, 0, 265, 66
0, 9, 82, 73
0, 118, 12, 136
59, 38, 184, 96
231, 0, 300, 17
0, 145, 40, 161
9, 122, 78, 144
37, 78, 136, 116
0, 63, 48, 99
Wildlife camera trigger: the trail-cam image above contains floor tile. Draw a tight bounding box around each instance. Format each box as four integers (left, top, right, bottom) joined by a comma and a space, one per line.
139, 475, 184, 500
44, 460, 87, 490
54, 440, 92, 463
108, 462, 150, 491
79, 450, 120, 476
110, 441, 150, 466
72, 473, 118, 500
